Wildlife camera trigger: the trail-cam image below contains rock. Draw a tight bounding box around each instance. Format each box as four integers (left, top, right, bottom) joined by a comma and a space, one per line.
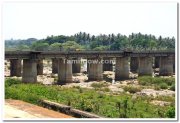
136, 89, 175, 97
72, 74, 88, 83
37, 75, 54, 85
82, 71, 87, 74
129, 72, 138, 79
150, 100, 171, 106
103, 71, 115, 82
108, 85, 124, 93
73, 78, 80, 83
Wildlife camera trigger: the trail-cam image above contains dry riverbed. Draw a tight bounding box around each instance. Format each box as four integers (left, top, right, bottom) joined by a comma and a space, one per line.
4, 60, 175, 107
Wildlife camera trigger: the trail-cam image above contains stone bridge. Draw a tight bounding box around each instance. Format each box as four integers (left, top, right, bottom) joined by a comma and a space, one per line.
5, 50, 175, 84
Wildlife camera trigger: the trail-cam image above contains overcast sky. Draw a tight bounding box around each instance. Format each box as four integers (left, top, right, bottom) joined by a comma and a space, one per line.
3, 2, 177, 40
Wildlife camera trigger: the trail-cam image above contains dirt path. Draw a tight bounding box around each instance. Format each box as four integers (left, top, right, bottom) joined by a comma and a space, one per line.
4, 99, 74, 118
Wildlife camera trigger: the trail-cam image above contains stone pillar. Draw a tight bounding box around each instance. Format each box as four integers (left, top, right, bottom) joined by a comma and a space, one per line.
72, 58, 81, 73
52, 59, 58, 74
115, 57, 129, 80
37, 59, 43, 75
22, 59, 37, 83
154, 57, 160, 68
88, 58, 103, 81
159, 56, 173, 76
173, 56, 175, 74
87, 60, 90, 72
58, 58, 72, 84
10, 59, 21, 77
103, 58, 113, 71
130, 57, 138, 73
138, 57, 153, 76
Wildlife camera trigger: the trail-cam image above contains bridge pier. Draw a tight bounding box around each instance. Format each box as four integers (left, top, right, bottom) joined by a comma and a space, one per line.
22, 59, 37, 83
10, 59, 21, 77
88, 58, 103, 81
130, 57, 138, 73
115, 57, 129, 80
72, 58, 81, 73
103, 58, 113, 71
159, 56, 173, 76
37, 60, 43, 75
138, 57, 153, 76
52, 59, 58, 74
173, 56, 175, 74
87, 60, 90, 72
154, 57, 160, 68
57, 58, 72, 84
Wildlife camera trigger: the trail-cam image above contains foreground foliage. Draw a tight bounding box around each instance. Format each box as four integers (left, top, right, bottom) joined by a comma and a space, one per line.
5, 78, 175, 118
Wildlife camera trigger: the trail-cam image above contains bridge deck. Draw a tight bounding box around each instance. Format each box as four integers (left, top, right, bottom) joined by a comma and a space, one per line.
5, 50, 175, 59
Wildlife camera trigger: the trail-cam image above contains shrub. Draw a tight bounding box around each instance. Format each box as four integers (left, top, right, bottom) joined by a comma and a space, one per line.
138, 76, 153, 86
170, 84, 175, 91
165, 106, 175, 118
154, 86, 160, 90
5, 78, 21, 87
123, 86, 141, 94
101, 87, 110, 92
164, 78, 175, 86
91, 82, 108, 89
159, 83, 168, 89
138, 76, 175, 88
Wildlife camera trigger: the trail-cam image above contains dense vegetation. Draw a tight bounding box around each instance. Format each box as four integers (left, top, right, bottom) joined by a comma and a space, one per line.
5, 78, 175, 118
5, 32, 175, 51
138, 76, 175, 91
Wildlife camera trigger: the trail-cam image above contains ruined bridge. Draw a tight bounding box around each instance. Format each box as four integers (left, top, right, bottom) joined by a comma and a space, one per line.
5, 50, 175, 84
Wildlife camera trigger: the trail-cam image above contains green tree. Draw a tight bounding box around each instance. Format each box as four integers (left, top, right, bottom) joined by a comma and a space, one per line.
16, 44, 30, 51
62, 41, 84, 51
49, 43, 62, 51
149, 40, 157, 50
31, 42, 49, 51
93, 46, 109, 51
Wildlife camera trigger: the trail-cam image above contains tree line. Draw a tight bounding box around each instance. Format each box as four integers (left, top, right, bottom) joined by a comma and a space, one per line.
5, 32, 175, 51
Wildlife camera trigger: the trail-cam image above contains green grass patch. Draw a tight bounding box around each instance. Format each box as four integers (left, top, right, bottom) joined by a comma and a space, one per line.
5, 78, 175, 118
138, 76, 175, 90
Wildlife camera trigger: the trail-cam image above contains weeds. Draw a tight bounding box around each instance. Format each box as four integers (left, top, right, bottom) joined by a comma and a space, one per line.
5, 78, 175, 118
138, 76, 175, 91
123, 86, 141, 94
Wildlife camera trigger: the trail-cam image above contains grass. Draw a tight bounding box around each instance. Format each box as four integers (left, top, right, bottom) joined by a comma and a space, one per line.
5, 78, 175, 118
91, 82, 109, 90
123, 86, 142, 94
138, 76, 175, 90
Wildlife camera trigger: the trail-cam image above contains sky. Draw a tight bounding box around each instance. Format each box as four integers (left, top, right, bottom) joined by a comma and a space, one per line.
3, 1, 177, 40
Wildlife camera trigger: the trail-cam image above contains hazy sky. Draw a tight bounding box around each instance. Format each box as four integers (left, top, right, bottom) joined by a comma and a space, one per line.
3, 2, 177, 40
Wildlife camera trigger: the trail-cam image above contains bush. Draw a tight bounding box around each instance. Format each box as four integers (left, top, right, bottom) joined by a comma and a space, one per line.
138, 76, 153, 86
5, 78, 21, 87
123, 86, 141, 94
170, 84, 175, 91
138, 76, 175, 89
154, 86, 160, 90
91, 82, 108, 89
101, 87, 110, 92
165, 106, 175, 118
159, 83, 168, 89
